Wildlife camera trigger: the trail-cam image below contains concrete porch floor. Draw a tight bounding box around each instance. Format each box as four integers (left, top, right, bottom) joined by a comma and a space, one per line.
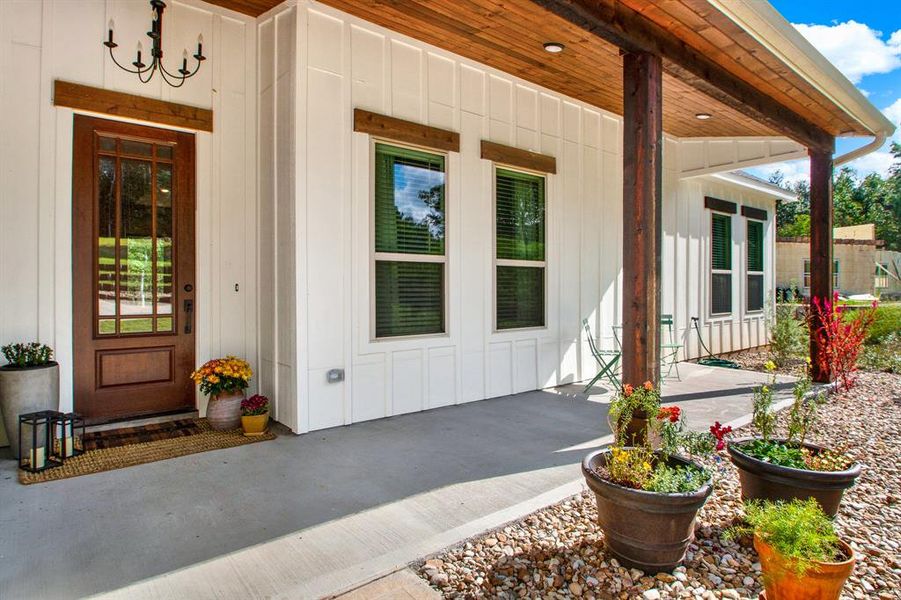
0, 363, 795, 600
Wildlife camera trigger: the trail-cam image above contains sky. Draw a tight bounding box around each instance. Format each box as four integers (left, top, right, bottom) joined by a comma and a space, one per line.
746, 1, 901, 185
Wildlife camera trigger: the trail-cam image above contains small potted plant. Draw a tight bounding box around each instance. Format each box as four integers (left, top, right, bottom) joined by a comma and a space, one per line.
241, 394, 270, 436
733, 499, 855, 600
191, 356, 252, 431
727, 362, 861, 516
0, 343, 59, 458
582, 382, 731, 572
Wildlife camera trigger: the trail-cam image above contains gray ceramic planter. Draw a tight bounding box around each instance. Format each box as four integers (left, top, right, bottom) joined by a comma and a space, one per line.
0, 362, 60, 458
582, 449, 713, 573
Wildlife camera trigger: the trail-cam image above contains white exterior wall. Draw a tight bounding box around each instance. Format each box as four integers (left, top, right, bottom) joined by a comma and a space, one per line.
0, 0, 258, 434
257, 1, 780, 434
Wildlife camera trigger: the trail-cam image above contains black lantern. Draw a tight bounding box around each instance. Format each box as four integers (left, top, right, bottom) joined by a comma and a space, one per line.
51, 412, 85, 463
18, 411, 62, 473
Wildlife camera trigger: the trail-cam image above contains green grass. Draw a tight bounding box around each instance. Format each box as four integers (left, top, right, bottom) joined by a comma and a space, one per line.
99, 317, 172, 335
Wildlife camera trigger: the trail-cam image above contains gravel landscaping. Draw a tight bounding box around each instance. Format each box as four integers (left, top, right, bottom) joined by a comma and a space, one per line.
416, 371, 901, 599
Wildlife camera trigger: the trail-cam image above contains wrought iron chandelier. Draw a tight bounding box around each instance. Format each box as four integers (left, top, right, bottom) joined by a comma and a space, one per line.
103, 0, 206, 88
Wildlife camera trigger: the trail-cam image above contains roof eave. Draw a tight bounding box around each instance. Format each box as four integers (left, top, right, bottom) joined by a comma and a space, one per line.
707, 0, 896, 144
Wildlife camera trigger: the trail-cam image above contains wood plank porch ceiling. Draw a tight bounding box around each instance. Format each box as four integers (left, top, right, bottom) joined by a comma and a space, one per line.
210, 0, 866, 143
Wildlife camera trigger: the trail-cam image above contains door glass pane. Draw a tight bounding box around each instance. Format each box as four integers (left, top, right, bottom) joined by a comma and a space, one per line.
156, 164, 173, 317
119, 318, 154, 334
156, 145, 173, 159
99, 137, 117, 153
157, 316, 173, 332
98, 319, 117, 335
98, 157, 117, 317
119, 160, 153, 316
121, 139, 153, 157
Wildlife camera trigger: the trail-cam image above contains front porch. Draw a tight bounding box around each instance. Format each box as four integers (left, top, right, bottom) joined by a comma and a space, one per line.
0, 363, 794, 599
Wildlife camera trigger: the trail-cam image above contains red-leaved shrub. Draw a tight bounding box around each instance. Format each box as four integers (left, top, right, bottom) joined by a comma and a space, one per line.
807, 292, 876, 389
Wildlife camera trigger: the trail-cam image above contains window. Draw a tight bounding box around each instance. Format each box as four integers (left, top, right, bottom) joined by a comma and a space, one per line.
495, 168, 546, 329
710, 213, 732, 315
746, 220, 764, 312
802, 259, 840, 290
373, 143, 446, 338
876, 263, 889, 289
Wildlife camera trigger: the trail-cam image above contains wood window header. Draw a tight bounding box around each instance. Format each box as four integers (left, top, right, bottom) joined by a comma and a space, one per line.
480, 140, 557, 174
53, 80, 213, 132
741, 205, 768, 221
354, 109, 459, 152
704, 196, 737, 214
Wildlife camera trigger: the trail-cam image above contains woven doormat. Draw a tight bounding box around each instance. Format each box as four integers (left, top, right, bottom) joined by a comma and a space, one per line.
83, 419, 203, 451
19, 419, 275, 485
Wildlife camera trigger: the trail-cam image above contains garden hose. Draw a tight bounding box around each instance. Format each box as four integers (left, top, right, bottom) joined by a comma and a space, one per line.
691, 317, 741, 369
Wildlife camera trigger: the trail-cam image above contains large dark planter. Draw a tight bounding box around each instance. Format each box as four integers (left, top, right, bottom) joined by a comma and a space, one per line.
727, 438, 861, 518
582, 449, 713, 573
0, 362, 60, 458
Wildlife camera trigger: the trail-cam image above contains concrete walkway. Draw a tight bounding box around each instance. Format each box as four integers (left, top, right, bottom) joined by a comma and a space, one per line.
0, 363, 794, 600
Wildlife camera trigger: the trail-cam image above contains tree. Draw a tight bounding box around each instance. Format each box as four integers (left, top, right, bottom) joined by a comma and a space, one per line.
770, 148, 901, 250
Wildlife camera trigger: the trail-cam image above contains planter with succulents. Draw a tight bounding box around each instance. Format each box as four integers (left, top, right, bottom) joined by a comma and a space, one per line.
583, 382, 733, 572
727, 362, 860, 517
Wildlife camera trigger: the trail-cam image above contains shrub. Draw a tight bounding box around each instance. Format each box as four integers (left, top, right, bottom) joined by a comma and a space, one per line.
742, 499, 840, 575
751, 361, 778, 441
859, 332, 901, 372
807, 293, 875, 389
862, 305, 901, 345
768, 304, 807, 367
1, 343, 54, 368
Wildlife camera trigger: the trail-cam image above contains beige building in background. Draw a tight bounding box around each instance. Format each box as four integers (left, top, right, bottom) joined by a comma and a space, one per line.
776, 224, 901, 298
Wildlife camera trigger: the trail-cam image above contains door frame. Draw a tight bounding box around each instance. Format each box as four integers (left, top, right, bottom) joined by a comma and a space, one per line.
71, 114, 197, 423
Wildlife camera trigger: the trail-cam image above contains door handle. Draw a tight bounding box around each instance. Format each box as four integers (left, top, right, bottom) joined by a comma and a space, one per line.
184, 299, 193, 334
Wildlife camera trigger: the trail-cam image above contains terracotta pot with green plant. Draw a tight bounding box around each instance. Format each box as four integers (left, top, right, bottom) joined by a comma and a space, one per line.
582, 382, 732, 572
727, 362, 861, 517
731, 498, 855, 600
241, 394, 270, 436
0, 343, 59, 458
191, 356, 252, 431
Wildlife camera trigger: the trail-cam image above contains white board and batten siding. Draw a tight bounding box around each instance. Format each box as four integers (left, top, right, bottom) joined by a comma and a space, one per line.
258, 0, 782, 434
0, 0, 259, 425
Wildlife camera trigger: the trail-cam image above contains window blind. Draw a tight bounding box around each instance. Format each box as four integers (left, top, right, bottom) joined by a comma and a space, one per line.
711, 214, 731, 270
747, 220, 763, 273
496, 266, 545, 330
375, 261, 444, 338
373, 143, 446, 338
495, 168, 546, 330
496, 168, 545, 261
374, 144, 445, 256
711, 213, 732, 314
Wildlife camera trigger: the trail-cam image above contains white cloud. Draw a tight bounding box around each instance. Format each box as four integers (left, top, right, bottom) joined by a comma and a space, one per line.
793, 20, 901, 84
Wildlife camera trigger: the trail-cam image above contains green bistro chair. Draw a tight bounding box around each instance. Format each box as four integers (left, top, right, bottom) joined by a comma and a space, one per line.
582, 318, 621, 393
660, 314, 683, 380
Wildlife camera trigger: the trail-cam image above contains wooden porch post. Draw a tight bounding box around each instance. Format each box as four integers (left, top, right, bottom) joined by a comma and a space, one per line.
809, 146, 835, 383
622, 51, 663, 386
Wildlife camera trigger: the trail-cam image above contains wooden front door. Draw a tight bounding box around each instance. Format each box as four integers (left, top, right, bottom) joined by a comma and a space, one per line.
73, 115, 196, 423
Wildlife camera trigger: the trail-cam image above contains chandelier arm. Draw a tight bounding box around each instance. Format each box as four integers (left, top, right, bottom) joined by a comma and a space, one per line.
107, 47, 150, 75
158, 68, 185, 89
138, 61, 159, 85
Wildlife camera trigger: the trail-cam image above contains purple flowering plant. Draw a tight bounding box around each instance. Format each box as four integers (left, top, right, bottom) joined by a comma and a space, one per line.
241, 394, 270, 416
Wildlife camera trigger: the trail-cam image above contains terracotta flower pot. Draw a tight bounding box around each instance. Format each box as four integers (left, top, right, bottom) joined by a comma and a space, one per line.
582, 448, 713, 573
754, 534, 855, 600
241, 411, 269, 436
206, 391, 243, 430
727, 438, 861, 517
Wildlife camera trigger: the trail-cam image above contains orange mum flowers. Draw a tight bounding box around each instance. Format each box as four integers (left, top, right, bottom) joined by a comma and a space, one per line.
191, 356, 252, 397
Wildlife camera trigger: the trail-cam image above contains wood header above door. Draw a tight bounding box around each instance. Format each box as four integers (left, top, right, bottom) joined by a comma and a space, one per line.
53, 80, 214, 132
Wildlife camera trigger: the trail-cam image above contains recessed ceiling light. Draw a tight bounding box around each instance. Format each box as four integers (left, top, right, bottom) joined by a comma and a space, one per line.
695, 113, 713, 120
543, 42, 565, 54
